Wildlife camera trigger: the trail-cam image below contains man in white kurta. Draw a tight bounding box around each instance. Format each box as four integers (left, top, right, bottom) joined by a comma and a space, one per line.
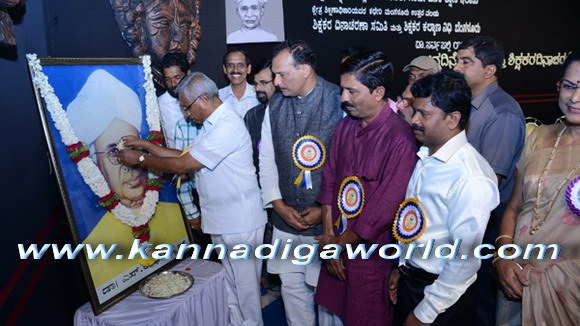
118, 72, 266, 326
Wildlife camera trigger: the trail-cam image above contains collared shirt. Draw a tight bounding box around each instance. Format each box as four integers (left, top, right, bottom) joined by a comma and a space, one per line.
399, 131, 499, 323
189, 103, 266, 234
467, 81, 524, 203
174, 118, 200, 219
157, 91, 185, 149
218, 82, 259, 119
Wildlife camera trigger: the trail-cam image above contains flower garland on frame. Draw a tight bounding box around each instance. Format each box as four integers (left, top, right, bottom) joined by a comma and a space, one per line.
27, 54, 164, 265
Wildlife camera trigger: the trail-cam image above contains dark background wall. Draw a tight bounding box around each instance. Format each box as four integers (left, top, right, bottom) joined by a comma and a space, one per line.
1, 0, 578, 324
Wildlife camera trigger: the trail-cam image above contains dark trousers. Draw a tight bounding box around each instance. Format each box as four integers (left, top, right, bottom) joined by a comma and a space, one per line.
474, 202, 506, 326
394, 264, 477, 326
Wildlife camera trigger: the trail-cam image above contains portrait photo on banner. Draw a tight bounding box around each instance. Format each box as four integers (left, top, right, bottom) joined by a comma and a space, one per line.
225, 0, 285, 44
27, 55, 193, 315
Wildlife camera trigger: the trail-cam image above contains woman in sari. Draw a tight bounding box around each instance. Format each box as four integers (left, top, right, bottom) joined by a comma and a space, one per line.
494, 51, 580, 325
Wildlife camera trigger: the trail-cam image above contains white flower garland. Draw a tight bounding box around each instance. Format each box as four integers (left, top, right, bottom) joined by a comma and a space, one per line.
27, 54, 162, 228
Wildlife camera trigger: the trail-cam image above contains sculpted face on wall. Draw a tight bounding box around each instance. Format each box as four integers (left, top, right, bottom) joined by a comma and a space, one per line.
109, 0, 202, 75
0, 0, 24, 47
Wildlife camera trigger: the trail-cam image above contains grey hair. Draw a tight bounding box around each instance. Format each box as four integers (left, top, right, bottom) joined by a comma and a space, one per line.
175, 71, 219, 100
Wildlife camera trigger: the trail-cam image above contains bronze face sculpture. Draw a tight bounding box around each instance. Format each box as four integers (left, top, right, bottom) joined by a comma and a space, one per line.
109, 0, 202, 78
0, 0, 24, 47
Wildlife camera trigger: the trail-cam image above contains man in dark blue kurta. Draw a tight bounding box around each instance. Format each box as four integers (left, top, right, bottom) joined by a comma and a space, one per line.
315, 51, 417, 325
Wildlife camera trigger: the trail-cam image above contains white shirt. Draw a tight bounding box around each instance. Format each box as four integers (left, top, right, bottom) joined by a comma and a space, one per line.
399, 131, 499, 323
218, 83, 259, 118
157, 92, 184, 149
189, 103, 267, 234
258, 106, 281, 207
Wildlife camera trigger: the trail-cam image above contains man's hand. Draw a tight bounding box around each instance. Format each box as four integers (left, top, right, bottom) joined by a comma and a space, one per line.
389, 268, 399, 304
495, 259, 530, 300
272, 200, 308, 230
122, 135, 150, 150
405, 312, 430, 326
314, 232, 336, 248
116, 149, 143, 166
188, 217, 201, 231
298, 207, 322, 228
324, 258, 346, 281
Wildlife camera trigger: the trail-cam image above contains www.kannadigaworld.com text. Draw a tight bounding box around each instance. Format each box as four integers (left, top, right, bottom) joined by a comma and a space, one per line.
18, 239, 560, 266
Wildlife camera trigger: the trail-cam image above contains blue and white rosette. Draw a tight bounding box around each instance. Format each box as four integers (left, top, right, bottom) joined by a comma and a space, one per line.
292, 135, 326, 189
335, 176, 365, 234
566, 176, 580, 217
393, 198, 427, 243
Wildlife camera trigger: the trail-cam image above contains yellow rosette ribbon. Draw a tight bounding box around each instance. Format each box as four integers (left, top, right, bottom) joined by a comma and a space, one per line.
292, 135, 326, 189
392, 198, 427, 243
335, 176, 365, 234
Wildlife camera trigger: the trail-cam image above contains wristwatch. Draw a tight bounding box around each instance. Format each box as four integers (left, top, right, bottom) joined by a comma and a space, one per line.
138, 154, 146, 166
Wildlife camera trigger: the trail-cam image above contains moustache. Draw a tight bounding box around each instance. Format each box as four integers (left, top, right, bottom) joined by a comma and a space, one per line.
341, 101, 355, 110
411, 124, 424, 132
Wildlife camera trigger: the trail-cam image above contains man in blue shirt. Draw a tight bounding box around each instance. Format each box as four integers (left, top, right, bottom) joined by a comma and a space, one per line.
454, 35, 525, 326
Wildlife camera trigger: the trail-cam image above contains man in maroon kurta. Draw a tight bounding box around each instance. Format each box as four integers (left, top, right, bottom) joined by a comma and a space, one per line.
315, 51, 417, 325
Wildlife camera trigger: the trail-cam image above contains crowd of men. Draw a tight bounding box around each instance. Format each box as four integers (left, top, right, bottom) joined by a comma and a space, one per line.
116, 35, 525, 326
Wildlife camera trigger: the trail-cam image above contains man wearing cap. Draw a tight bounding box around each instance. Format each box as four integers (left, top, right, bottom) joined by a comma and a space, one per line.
68, 69, 148, 209
227, 0, 278, 44
396, 56, 441, 123
118, 71, 267, 326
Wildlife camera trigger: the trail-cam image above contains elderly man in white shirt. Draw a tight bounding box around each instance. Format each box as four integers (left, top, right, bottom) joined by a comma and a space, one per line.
219, 49, 259, 118
118, 72, 267, 326
388, 70, 499, 326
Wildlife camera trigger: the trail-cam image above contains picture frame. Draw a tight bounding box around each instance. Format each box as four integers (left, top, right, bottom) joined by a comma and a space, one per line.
27, 55, 193, 315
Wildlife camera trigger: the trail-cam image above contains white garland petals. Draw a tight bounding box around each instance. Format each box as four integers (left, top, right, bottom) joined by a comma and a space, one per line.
27, 53, 161, 228
112, 191, 159, 227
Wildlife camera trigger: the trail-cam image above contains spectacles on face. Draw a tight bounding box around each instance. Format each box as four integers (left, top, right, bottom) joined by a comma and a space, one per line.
93, 145, 121, 165
253, 80, 273, 87
182, 95, 202, 112
557, 79, 580, 93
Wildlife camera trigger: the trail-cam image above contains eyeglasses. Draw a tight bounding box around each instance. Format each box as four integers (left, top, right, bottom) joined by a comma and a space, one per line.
93, 145, 121, 165
253, 80, 273, 87
557, 79, 580, 93
182, 95, 202, 112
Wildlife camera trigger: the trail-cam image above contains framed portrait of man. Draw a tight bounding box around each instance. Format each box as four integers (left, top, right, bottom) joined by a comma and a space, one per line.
225, 0, 285, 44
27, 55, 193, 315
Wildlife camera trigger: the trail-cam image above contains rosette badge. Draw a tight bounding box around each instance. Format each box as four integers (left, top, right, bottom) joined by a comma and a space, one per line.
335, 176, 365, 234
566, 176, 580, 216
393, 198, 427, 243
292, 135, 326, 189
